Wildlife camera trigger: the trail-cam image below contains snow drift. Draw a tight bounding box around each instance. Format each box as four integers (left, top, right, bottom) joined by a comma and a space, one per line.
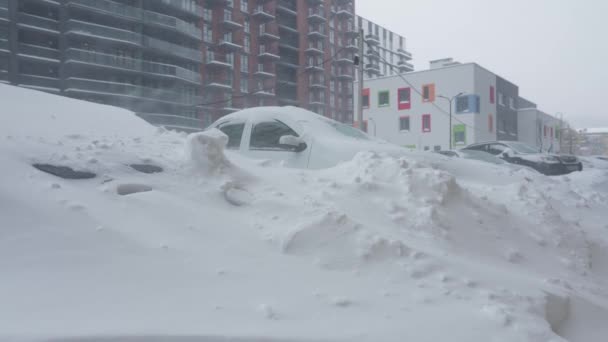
1, 84, 608, 342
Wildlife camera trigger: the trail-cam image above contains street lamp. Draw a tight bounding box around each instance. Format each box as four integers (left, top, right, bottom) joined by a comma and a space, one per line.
439, 92, 464, 150
368, 117, 377, 136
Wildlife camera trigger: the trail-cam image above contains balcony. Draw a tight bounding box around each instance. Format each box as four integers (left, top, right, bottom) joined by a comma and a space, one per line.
253, 6, 275, 21
65, 0, 141, 21
0, 39, 8, 52
142, 61, 202, 84
308, 29, 327, 40
336, 72, 354, 81
143, 11, 202, 40
17, 13, 60, 33
254, 66, 275, 78
18, 74, 60, 91
276, 4, 297, 16
307, 8, 326, 23
397, 60, 414, 72
65, 48, 141, 72
258, 48, 280, 61
277, 61, 299, 69
364, 63, 380, 73
305, 46, 324, 55
309, 100, 325, 107
254, 89, 275, 97
309, 79, 326, 89
279, 42, 299, 52
334, 56, 353, 65
336, 6, 354, 18
278, 23, 298, 34
259, 25, 280, 42
143, 37, 203, 62
203, 0, 229, 8
397, 48, 413, 60
218, 38, 242, 51
307, 0, 323, 5
345, 25, 359, 37
65, 20, 141, 46
18, 43, 60, 61
0, 7, 7, 22
345, 43, 358, 52
366, 50, 380, 60
160, 0, 203, 17
205, 79, 233, 91
305, 63, 324, 72
365, 34, 380, 46
221, 11, 243, 30
205, 52, 233, 69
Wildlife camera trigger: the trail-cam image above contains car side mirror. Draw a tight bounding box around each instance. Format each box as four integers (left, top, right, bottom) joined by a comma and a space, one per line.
279, 135, 307, 152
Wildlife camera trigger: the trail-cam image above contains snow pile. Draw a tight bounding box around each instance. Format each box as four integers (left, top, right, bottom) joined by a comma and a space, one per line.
1, 85, 608, 342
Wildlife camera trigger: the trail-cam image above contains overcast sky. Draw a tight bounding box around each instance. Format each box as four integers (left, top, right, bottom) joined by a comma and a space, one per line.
355, 0, 608, 129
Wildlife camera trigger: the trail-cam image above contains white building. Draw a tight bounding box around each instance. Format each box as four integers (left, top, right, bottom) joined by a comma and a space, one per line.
517, 98, 562, 153
357, 16, 414, 79
354, 59, 523, 151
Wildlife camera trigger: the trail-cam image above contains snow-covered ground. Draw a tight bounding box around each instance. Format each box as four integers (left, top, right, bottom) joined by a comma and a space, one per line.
1, 84, 608, 342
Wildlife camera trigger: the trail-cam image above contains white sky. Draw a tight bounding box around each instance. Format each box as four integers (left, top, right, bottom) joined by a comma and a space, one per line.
355, 0, 608, 129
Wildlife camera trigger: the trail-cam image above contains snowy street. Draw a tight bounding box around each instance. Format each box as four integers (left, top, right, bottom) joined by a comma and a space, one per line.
1, 84, 608, 342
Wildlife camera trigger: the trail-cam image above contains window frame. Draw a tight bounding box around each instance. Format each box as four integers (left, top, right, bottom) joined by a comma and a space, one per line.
397, 87, 411, 110
378, 90, 390, 107
362, 88, 370, 108
249, 120, 301, 152
422, 84, 435, 103
217, 121, 246, 150
399, 115, 410, 132
422, 114, 431, 133
490, 86, 495, 104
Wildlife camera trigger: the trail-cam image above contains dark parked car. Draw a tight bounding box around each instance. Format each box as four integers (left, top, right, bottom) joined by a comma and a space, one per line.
462, 141, 583, 175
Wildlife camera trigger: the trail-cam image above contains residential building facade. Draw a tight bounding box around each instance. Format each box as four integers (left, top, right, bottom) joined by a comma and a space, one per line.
353, 59, 525, 151
0, 0, 204, 132
517, 98, 562, 153
357, 15, 413, 80
201, 0, 357, 126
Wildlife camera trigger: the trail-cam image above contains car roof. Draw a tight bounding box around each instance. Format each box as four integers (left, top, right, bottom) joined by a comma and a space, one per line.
216, 106, 327, 124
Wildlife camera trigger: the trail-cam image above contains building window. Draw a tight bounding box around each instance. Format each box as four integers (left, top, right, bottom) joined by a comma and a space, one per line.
243, 36, 250, 53
489, 114, 494, 133
241, 55, 248, 72
508, 97, 515, 109
550, 127, 554, 139
498, 92, 505, 106
453, 124, 466, 146
490, 86, 495, 104
204, 24, 213, 42
362, 88, 370, 108
398, 87, 411, 110
378, 90, 389, 107
455, 95, 480, 114
240, 0, 248, 12
240, 78, 248, 93
244, 19, 250, 33
422, 84, 435, 102
422, 114, 431, 132
544, 125, 547, 137
399, 116, 410, 131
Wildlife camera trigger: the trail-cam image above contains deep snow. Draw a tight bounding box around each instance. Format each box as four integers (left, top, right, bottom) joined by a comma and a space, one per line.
1, 84, 608, 342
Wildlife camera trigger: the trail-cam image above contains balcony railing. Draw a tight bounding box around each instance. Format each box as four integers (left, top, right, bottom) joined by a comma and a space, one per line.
205, 51, 233, 68
0, 7, 8, 22
0, 0, 8, 9
17, 13, 60, 32
66, 48, 141, 72
307, 8, 326, 22
18, 74, 61, 90
18, 43, 60, 60
143, 37, 203, 62
66, 0, 141, 21
160, 0, 203, 17
144, 11, 202, 40
0, 39, 8, 52
142, 61, 202, 84
66, 20, 141, 45
253, 6, 275, 21
205, 78, 233, 90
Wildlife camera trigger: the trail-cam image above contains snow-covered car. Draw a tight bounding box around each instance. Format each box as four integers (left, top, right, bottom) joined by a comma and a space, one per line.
462, 141, 583, 175
435, 150, 508, 165
208, 106, 402, 169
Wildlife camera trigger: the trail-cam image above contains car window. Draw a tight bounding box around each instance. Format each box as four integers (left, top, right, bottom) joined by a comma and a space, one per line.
465, 144, 486, 152
487, 144, 507, 155
250, 120, 299, 151
218, 123, 245, 149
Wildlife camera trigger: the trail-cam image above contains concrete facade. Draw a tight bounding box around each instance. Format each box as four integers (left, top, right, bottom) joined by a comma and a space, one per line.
357, 16, 413, 79
354, 62, 501, 151
0, 0, 204, 132
517, 98, 562, 153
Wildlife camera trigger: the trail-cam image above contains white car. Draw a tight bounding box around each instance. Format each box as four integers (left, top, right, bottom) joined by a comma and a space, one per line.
208, 106, 402, 169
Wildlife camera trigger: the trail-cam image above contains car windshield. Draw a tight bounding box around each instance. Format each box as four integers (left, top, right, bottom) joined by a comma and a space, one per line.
505, 142, 540, 154
299, 116, 370, 140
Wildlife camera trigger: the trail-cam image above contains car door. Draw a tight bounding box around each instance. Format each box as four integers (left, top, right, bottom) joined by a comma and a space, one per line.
216, 121, 246, 151
245, 119, 311, 168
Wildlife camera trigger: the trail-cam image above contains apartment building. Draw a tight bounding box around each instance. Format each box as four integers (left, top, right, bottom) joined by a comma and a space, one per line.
0, 0, 204, 132
357, 15, 413, 80
517, 98, 562, 153
201, 0, 357, 126
353, 59, 526, 151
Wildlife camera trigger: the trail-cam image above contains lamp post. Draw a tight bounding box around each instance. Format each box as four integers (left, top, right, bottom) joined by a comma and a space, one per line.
368, 117, 377, 136
439, 92, 463, 150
